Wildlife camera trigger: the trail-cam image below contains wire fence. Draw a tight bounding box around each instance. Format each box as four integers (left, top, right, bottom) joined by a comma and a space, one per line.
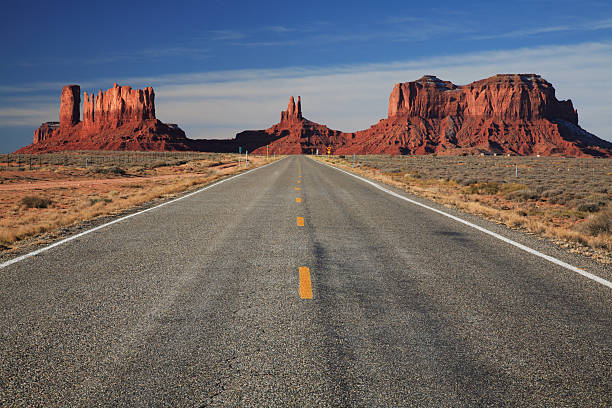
0, 151, 238, 170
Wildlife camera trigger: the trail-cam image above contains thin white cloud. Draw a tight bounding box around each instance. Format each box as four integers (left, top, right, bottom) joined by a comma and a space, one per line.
0, 105, 57, 126
262, 25, 294, 33
150, 42, 612, 142
2, 42, 612, 143
471, 18, 612, 40
209, 30, 245, 41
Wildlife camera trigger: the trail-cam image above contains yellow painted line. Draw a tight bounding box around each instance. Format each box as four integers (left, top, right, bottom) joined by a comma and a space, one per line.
296, 197, 302, 203
297, 180, 301, 183
297, 217, 304, 227
295, 187, 301, 191
298, 175, 302, 178
299, 266, 312, 299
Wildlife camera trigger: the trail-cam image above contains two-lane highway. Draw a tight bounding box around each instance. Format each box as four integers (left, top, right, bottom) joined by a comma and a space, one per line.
1, 156, 610, 406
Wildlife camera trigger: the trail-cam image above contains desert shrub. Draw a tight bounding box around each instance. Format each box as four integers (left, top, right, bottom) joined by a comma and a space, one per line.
150, 159, 187, 169
90, 166, 126, 175
505, 189, 540, 201
549, 193, 573, 205
404, 172, 422, 179
499, 183, 528, 194
459, 178, 477, 186
576, 204, 612, 235
463, 182, 499, 195
21, 195, 52, 209
87, 197, 113, 206
576, 202, 601, 213
480, 181, 500, 194
541, 189, 563, 198
464, 184, 479, 194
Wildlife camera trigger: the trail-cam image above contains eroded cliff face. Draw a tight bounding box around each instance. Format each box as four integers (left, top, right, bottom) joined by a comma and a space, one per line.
21, 84, 189, 153
82, 83, 156, 129
387, 74, 577, 123
59, 85, 80, 128
345, 74, 609, 157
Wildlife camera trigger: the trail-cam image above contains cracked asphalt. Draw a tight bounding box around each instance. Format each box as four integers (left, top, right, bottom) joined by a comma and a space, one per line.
1, 155, 610, 406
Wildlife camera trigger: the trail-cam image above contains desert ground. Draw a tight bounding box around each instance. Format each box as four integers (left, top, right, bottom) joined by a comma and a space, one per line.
2, 152, 610, 264
317, 155, 611, 263
0, 151, 276, 255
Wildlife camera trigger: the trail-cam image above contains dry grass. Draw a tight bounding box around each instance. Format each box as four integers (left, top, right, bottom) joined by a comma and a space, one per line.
0, 152, 278, 252
317, 155, 612, 263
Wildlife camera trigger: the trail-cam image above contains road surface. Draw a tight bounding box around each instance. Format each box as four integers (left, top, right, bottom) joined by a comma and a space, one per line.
1, 156, 610, 406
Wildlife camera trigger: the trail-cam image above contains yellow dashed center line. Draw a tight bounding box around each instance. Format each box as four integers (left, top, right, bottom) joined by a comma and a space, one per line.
297, 216, 304, 227
295, 187, 301, 191
297, 180, 301, 183
299, 266, 312, 299
296, 197, 302, 203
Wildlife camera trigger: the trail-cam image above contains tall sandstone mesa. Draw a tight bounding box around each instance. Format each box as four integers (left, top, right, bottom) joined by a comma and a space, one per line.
350, 74, 610, 156
21, 83, 190, 152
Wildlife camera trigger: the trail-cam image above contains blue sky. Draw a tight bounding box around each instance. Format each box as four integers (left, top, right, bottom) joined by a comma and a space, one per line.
1, 0, 612, 152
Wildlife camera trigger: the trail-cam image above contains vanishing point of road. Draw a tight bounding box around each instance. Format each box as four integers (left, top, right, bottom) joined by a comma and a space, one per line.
1, 156, 610, 406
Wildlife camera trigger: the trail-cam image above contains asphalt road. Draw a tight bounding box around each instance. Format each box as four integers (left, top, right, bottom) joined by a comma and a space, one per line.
1, 155, 610, 407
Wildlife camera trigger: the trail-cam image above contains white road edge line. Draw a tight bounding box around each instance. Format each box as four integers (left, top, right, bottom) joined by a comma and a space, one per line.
0, 157, 287, 270
312, 158, 612, 289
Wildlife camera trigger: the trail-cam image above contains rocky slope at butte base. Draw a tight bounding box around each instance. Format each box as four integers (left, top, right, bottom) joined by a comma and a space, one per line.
16, 74, 612, 157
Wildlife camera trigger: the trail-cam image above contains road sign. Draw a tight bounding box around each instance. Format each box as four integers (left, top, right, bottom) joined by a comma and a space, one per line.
239, 146, 242, 154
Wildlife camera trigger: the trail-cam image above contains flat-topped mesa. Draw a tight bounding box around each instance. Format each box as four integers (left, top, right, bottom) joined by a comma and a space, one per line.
388, 74, 578, 124
83, 83, 156, 129
281, 96, 303, 122
59, 85, 81, 128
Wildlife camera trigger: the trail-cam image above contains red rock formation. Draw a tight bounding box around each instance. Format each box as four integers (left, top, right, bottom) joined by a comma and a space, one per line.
280, 96, 303, 122
387, 74, 577, 123
19, 83, 191, 153
33, 122, 59, 144
340, 74, 611, 157
17, 75, 612, 157
59, 85, 80, 128
237, 96, 347, 154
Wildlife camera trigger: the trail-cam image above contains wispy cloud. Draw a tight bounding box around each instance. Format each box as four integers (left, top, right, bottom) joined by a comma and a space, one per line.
8, 45, 212, 70
2, 42, 612, 145
471, 18, 612, 40
149, 42, 612, 142
262, 25, 294, 33
0, 105, 58, 126
209, 30, 245, 41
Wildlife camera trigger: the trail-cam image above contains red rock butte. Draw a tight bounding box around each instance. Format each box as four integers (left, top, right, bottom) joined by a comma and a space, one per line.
23, 83, 192, 152
17, 74, 612, 157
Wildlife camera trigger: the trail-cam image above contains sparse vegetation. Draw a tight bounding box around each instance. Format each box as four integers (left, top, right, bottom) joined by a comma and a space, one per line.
0, 151, 278, 252
20, 195, 52, 209
317, 154, 612, 262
